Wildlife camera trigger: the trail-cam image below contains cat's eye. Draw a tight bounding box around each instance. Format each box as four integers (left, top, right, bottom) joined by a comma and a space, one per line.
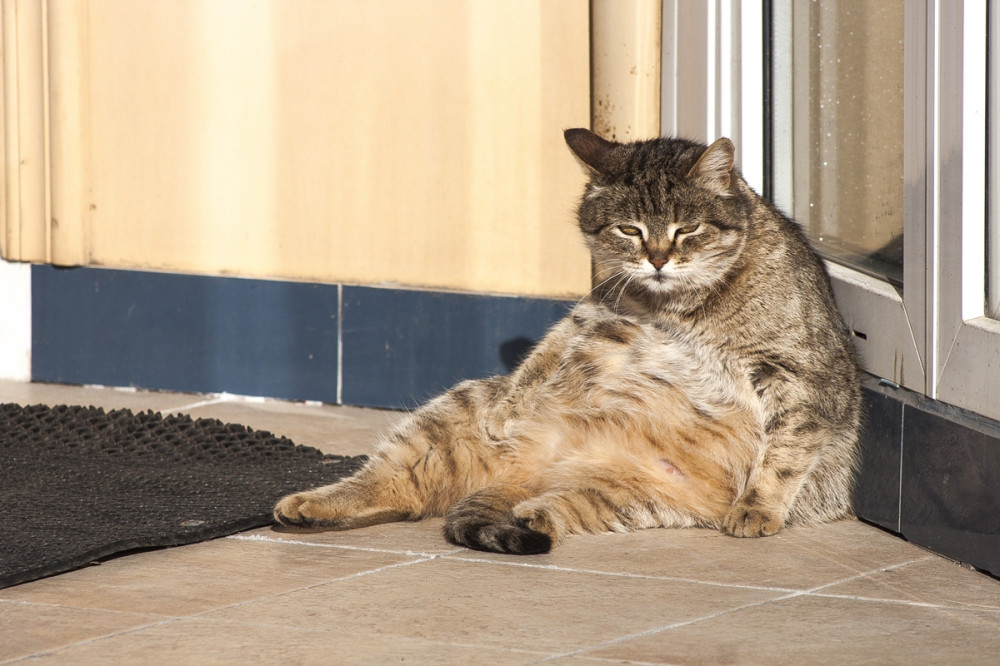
618, 225, 642, 237
676, 223, 700, 235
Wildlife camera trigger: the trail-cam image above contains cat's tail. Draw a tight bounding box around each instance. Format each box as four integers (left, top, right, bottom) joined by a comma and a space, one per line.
443, 485, 552, 555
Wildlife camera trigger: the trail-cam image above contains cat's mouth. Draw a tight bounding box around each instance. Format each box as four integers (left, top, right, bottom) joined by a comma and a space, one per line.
641, 268, 676, 290
609, 262, 683, 295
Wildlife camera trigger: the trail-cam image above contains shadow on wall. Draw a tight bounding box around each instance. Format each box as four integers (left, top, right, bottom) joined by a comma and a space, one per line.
499, 337, 538, 373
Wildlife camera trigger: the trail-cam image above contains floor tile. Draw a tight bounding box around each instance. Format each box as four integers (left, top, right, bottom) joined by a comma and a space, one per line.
207, 557, 784, 654
0, 600, 162, 662
450, 520, 926, 592
5, 380, 999, 664
21, 617, 553, 665
0, 538, 416, 617
0, 380, 201, 414
181, 400, 404, 456
0, 380, 406, 457
239, 517, 462, 556
576, 594, 1000, 665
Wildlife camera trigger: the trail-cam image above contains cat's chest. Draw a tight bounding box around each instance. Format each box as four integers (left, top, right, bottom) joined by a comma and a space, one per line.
563, 313, 743, 396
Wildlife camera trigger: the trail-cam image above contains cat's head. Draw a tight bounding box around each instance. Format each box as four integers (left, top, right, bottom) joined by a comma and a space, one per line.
565, 129, 751, 303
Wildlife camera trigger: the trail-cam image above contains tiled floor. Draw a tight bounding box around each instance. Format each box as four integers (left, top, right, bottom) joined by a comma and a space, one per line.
2, 381, 999, 664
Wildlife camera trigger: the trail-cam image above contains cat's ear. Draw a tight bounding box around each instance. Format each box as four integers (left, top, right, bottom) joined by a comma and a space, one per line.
687, 138, 736, 196
564, 128, 616, 177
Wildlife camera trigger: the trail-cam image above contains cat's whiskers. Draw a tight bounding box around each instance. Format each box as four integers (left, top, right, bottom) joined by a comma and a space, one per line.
613, 272, 640, 313
593, 265, 631, 306
574, 265, 628, 309
608, 269, 637, 309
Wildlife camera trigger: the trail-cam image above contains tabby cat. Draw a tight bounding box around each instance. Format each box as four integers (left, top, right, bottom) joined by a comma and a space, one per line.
274, 128, 862, 554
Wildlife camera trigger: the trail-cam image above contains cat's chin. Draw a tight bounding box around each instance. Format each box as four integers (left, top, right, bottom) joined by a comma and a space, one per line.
637, 272, 683, 295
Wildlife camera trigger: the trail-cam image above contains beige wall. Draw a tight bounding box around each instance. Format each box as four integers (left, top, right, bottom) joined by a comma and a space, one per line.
3, 0, 592, 298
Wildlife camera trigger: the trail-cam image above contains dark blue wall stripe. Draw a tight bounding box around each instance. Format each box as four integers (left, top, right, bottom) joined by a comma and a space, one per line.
341, 286, 572, 409
900, 406, 1000, 576
32, 266, 340, 402
30, 266, 573, 409
856, 379, 1000, 578
853, 388, 902, 532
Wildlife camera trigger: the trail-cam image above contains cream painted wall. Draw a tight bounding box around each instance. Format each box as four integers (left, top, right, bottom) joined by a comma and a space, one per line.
4, 0, 592, 298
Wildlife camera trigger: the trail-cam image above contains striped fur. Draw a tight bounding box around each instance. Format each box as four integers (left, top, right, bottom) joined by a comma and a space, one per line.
275, 130, 861, 553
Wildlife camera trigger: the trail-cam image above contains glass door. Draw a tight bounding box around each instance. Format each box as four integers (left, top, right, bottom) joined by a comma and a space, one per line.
772, 0, 923, 394
773, 0, 1000, 422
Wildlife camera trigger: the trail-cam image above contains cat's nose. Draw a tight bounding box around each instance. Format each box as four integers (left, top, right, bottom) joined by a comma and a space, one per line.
650, 257, 668, 271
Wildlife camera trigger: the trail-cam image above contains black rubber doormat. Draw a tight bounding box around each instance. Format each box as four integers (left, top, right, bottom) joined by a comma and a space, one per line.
0, 403, 367, 589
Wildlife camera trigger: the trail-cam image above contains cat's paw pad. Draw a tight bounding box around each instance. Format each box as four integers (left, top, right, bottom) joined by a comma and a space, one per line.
721, 504, 783, 538
274, 492, 333, 527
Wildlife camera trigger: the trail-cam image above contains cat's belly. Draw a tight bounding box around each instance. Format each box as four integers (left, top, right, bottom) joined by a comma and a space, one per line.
502, 319, 765, 519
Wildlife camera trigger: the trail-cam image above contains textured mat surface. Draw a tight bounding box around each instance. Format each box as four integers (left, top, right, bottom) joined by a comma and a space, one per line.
0, 403, 367, 589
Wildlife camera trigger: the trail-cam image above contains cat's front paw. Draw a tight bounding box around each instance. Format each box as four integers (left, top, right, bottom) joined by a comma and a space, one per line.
721, 503, 783, 538
274, 491, 335, 527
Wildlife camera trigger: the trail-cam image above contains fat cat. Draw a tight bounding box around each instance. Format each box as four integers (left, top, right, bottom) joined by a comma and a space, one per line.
274, 128, 862, 554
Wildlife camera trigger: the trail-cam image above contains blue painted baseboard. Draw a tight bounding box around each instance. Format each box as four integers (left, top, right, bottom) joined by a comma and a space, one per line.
32, 266, 341, 402
341, 286, 571, 408
854, 377, 1000, 578
31, 265, 572, 407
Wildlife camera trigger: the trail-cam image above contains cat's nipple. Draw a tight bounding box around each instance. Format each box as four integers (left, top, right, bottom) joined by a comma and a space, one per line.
659, 458, 686, 480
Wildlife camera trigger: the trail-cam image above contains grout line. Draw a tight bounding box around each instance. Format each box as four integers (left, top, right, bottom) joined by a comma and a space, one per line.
205, 554, 438, 606
538, 658, 665, 666
440, 554, 799, 594
0, 597, 171, 620
337, 283, 343, 405
809, 590, 1000, 613
799, 556, 933, 595
540, 591, 804, 662
160, 396, 231, 415
2, 617, 184, 665
796, 555, 1000, 612
226, 533, 464, 558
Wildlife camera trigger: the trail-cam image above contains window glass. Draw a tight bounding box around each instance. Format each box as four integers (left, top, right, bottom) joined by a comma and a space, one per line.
792, 1, 905, 285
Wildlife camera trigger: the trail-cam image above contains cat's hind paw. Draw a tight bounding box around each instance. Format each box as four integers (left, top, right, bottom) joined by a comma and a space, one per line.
443, 486, 553, 555
721, 503, 783, 538
443, 521, 552, 555
512, 502, 561, 542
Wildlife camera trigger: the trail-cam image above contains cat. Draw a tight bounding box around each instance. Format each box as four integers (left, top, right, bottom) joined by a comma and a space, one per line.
274, 128, 862, 554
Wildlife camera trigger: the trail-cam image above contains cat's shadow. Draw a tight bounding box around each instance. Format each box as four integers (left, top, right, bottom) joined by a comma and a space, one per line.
499, 337, 537, 373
